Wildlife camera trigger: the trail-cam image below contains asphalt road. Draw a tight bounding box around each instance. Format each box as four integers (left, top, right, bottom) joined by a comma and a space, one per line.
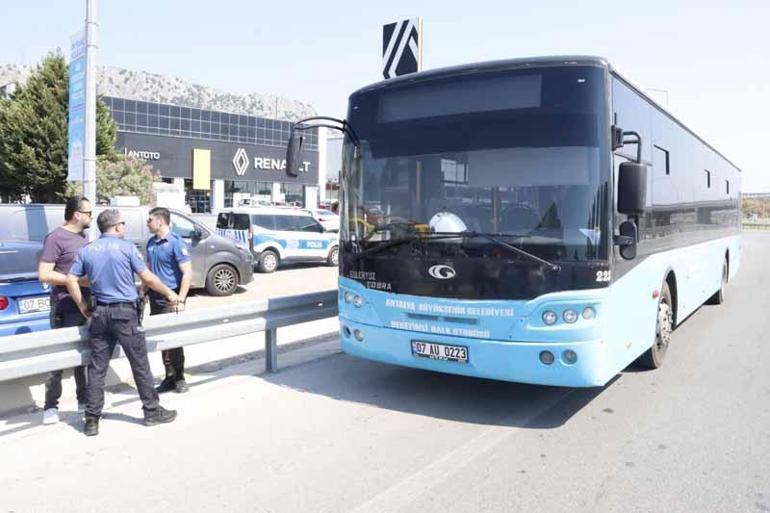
1, 232, 769, 513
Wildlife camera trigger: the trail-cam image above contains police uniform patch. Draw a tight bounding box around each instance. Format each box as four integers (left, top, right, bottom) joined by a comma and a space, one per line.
181, 247, 189, 256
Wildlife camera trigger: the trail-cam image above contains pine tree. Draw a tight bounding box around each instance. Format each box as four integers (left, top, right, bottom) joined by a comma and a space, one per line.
0, 52, 118, 202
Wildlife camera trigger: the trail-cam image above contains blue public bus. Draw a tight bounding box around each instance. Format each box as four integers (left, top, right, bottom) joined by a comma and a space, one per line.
286, 56, 741, 387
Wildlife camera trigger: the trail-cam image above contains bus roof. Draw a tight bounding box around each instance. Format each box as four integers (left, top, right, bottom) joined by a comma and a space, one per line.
350, 55, 741, 173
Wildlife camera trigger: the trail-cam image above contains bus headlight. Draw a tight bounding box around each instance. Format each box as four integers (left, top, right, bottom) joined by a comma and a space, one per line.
562, 349, 578, 365
353, 295, 364, 308
563, 309, 578, 324
539, 351, 555, 365
353, 329, 365, 342
344, 291, 354, 304
542, 311, 558, 326
582, 307, 596, 320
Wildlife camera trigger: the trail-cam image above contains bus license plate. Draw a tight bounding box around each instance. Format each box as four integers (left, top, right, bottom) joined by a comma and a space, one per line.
18, 296, 51, 315
411, 341, 468, 363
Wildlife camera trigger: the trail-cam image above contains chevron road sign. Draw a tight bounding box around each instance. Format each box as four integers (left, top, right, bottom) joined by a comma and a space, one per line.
382, 18, 423, 79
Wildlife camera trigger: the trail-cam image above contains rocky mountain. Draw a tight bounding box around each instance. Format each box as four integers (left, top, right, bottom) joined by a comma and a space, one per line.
0, 63, 315, 121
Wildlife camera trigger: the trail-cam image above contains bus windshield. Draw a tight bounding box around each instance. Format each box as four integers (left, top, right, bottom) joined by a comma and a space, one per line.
342, 65, 611, 262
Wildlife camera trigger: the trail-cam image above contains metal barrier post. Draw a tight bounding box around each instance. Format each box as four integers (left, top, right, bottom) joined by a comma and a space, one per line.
265, 328, 278, 372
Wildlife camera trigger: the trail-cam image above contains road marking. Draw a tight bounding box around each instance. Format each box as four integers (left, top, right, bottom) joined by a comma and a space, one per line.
349, 388, 575, 513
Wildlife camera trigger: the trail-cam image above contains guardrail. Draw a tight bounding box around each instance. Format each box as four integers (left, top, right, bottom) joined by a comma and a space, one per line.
0, 290, 338, 383
743, 222, 770, 231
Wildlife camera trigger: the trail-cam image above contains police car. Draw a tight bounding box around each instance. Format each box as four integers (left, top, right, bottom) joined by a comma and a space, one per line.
216, 207, 339, 273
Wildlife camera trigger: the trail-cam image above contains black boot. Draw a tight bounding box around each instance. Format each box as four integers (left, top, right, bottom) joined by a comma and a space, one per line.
155, 378, 176, 394
144, 406, 178, 426
84, 416, 99, 437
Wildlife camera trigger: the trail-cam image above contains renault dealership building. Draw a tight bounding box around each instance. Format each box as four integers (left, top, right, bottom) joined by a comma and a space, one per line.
103, 96, 323, 213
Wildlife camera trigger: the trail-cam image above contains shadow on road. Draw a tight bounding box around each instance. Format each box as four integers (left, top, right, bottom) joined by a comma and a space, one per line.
260, 353, 618, 429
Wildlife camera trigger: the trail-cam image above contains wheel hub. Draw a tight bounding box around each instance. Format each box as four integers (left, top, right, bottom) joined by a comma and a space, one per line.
657, 301, 673, 349
215, 270, 235, 291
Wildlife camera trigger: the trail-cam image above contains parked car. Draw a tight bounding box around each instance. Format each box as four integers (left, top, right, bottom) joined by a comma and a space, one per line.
305, 208, 340, 233
0, 204, 254, 296
0, 241, 51, 336
216, 207, 339, 273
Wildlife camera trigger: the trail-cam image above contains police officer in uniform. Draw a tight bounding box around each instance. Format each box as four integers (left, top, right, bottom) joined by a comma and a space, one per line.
66, 209, 178, 436
145, 207, 192, 393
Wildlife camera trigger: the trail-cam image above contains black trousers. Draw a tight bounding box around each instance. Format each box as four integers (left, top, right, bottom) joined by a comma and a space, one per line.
85, 303, 159, 418
44, 298, 88, 409
149, 291, 185, 382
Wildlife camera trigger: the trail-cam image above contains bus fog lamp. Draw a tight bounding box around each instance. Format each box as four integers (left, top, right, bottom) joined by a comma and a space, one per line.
344, 291, 354, 304
562, 349, 578, 365
563, 309, 578, 323
353, 295, 364, 308
582, 307, 596, 320
542, 311, 558, 326
353, 329, 365, 342
539, 351, 555, 365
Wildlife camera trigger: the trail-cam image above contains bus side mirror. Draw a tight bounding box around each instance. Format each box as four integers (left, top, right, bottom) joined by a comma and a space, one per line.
617, 161, 647, 214
616, 220, 638, 260
285, 127, 305, 178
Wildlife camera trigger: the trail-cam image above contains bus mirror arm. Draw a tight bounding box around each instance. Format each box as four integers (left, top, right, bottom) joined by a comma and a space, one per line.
611, 126, 643, 164
615, 220, 638, 260
286, 117, 360, 178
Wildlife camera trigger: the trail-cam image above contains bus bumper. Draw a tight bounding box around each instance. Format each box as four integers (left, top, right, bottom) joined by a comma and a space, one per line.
339, 316, 611, 388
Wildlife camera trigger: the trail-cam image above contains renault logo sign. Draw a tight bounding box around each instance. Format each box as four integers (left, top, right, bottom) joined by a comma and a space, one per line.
232, 148, 249, 176
428, 264, 456, 280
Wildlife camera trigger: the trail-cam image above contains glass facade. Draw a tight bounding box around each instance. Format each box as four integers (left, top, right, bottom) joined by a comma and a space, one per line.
224, 180, 273, 207
184, 179, 212, 213
103, 96, 318, 150
281, 183, 304, 206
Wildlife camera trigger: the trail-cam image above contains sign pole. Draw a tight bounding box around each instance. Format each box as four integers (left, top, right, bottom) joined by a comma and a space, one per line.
83, 0, 98, 232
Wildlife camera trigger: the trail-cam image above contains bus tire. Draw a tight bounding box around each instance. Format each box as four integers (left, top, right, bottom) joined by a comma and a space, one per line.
257, 250, 279, 273
638, 281, 673, 369
706, 258, 728, 305
327, 246, 339, 266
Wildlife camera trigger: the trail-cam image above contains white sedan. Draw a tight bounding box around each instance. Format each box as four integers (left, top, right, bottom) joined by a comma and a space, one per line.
307, 209, 339, 232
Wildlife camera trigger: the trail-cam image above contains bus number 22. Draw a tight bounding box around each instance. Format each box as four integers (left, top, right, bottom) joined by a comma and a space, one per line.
595, 270, 611, 282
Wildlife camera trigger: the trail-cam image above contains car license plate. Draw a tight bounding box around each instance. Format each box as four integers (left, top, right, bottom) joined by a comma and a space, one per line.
18, 295, 51, 315
411, 341, 468, 363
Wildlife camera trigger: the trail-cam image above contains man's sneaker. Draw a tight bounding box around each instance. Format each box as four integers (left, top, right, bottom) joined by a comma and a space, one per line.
77, 402, 87, 413
174, 380, 189, 394
83, 417, 99, 437
155, 379, 176, 394
42, 408, 59, 425
144, 406, 177, 426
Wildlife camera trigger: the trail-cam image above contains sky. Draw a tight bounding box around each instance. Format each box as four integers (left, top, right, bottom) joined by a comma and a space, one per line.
1, 0, 768, 191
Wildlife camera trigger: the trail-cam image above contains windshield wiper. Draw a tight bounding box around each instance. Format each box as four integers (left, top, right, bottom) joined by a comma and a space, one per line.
431, 231, 561, 272
349, 234, 464, 262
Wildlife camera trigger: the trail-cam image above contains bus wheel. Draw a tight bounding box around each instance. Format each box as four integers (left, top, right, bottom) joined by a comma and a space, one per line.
707, 259, 728, 305
257, 250, 279, 273
638, 282, 673, 369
